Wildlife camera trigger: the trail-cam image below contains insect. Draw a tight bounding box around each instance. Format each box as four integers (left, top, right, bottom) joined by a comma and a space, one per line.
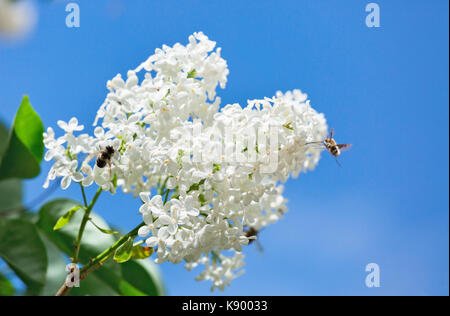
244, 227, 264, 252
306, 128, 352, 167
96, 145, 115, 169
244, 227, 258, 243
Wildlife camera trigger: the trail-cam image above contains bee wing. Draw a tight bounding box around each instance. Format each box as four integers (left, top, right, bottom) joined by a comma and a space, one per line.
305, 141, 324, 145
329, 128, 334, 139
305, 142, 326, 150
337, 144, 352, 152
334, 157, 343, 168
255, 240, 264, 253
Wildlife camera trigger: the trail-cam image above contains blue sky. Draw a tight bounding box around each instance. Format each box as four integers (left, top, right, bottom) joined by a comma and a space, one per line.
0, 0, 448, 295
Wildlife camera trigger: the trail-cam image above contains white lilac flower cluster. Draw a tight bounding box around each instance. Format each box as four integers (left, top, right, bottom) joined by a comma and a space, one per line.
43, 32, 328, 290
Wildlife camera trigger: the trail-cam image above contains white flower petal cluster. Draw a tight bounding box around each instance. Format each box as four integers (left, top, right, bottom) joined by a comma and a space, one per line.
43, 32, 328, 290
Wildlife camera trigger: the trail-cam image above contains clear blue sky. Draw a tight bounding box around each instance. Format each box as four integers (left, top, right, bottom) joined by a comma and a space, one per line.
0, 0, 448, 295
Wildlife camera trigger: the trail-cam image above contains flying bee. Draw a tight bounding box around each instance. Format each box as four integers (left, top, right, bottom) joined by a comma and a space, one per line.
244, 227, 258, 243
306, 128, 352, 167
244, 227, 264, 252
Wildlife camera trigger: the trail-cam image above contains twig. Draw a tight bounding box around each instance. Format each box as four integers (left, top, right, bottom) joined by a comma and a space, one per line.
73, 186, 102, 263
55, 221, 145, 296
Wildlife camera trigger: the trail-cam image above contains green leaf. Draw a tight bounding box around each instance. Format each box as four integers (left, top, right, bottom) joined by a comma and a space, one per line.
0, 179, 22, 213
121, 260, 165, 296
68, 271, 119, 296
0, 122, 23, 214
131, 245, 153, 260
282, 122, 294, 130
0, 121, 10, 157
37, 198, 164, 296
112, 173, 118, 189
212, 163, 221, 174
37, 199, 117, 262
187, 69, 197, 79
114, 237, 133, 263
0, 96, 44, 180
0, 272, 15, 296
37, 233, 68, 296
53, 205, 83, 231
187, 178, 206, 193
0, 218, 48, 294
89, 220, 119, 235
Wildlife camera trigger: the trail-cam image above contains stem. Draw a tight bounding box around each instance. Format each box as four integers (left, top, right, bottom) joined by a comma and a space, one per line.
82, 222, 145, 271
56, 221, 145, 296
57, 180, 171, 296
158, 176, 169, 195
79, 183, 88, 208
163, 188, 170, 204
73, 186, 102, 263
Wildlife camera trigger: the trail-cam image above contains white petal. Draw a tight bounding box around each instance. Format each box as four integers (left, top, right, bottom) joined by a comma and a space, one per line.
138, 226, 150, 237
139, 192, 151, 204
72, 172, 84, 182
69, 117, 78, 127
151, 195, 163, 208
142, 213, 153, 225
168, 223, 177, 235
158, 227, 170, 240
145, 237, 159, 247
57, 120, 68, 131
94, 126, 104, 138
187, 208, 199, 216
155, 215, 171, 226
139, 204, 150, 214
61, 175, 71, 190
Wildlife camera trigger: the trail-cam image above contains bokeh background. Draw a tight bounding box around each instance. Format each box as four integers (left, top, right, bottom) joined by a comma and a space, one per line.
0, 0, 448, 295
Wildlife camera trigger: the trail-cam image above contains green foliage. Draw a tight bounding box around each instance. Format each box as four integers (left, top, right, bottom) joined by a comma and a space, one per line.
187, 69, 197, 79
0, 98, 165, 296
0, 122, 9, 155
37, 199, 117, 261
0, 272, 15, 296
0, 179, 22, 214
0, 218, 48, 294
282, 122, 294, 130
114, 237, 134, 263
37, 233, 67, 296
0, 96, 44, 180
187, 178, 206, 193
53, 205, 83, 231
131, 245, 153, 260
0, 122, 22, 214
89, 220, 119, 235
213, 163, 221, 173
121, 260, 165, 296
37, 199, 164, 296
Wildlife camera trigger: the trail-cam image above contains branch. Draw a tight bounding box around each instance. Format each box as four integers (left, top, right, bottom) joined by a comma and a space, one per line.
73, 186, 102, 263
55, 221, 145, 296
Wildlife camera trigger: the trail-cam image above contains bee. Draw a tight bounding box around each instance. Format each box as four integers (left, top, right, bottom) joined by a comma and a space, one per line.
244, 227, 258, 244
90, 145, 116, 178
244, 227, 264, 252
96, 145, 115, 169
306, 128, 352, 167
